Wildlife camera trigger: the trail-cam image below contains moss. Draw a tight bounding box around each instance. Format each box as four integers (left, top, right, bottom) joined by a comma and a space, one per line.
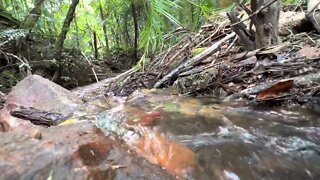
191, 47, 207, 57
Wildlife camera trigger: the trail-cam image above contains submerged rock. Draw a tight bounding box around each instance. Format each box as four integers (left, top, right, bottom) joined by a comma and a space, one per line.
0, 121, 174, 180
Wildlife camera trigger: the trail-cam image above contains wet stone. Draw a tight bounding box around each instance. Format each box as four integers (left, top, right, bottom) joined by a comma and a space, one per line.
0, 121, 174, 180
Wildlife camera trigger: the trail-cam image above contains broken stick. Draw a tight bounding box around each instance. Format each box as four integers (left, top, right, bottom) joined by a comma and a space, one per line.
153, 32, 236, 88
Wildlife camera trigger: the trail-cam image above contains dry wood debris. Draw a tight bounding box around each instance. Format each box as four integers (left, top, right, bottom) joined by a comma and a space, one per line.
105, 6, 320, 106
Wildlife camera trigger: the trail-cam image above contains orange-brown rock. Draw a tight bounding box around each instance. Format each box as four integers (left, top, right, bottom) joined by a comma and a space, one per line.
0, 121, 174, 179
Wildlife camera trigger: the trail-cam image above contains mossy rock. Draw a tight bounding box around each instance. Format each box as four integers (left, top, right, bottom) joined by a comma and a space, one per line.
173, 68, 218, 94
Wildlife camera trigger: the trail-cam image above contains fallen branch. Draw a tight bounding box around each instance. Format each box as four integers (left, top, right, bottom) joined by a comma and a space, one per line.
81, 52, 99, 83
154, 32, 236, 88
225, 72, 320, 100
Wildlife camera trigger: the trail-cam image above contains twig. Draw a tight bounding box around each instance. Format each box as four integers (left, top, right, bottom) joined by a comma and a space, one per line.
225, 36, 238, 52
81, 52, 99, 83
196, 20, 229, 48
230, 0, 279, 27
6, 53, 32, 76
153, 32, 236, 88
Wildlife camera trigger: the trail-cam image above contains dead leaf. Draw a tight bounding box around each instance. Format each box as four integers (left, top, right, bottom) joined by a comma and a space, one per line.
298, 46, 320, 58
257, 80, 294, 100
139, 111, 161, 126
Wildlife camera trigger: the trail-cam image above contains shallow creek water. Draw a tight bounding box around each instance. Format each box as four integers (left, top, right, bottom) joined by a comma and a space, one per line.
94, 89, 320, 179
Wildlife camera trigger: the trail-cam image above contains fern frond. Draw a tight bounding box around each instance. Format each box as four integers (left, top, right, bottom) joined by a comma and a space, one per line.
0, 28, 28, 46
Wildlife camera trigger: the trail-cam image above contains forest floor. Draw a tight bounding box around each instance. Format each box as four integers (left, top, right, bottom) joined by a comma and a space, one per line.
0, 4, 319, 111
95, 5, 320, 112
0, 36, 135, 94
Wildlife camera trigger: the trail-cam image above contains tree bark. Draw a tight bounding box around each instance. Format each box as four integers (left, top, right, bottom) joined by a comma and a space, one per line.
113, 6, 124, 48
307, 0, 320, 32
99, 1, 110, 55
20, 0, 46, 29
54, 0, 79, 59
250, 0, 280, 48
93, 31, 98, 59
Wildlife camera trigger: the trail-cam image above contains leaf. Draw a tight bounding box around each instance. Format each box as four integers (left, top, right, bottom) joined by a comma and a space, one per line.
257, 80, 294, 100
59, 118, 78, 126
139, 111, 161, 126
191, 47, 207, 57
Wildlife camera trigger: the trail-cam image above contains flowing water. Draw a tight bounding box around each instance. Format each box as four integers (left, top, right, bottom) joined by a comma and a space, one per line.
94, 89, 320, 179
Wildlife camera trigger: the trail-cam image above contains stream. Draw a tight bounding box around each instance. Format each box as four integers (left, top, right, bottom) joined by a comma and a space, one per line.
93, 89, 320, 179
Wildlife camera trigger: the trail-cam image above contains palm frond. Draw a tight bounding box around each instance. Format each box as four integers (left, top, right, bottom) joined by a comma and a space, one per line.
139, 0, 181, 54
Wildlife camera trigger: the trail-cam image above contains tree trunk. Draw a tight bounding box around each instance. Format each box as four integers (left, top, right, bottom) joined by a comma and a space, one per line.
20, 0, 46, 29
131, 0, 138, 60
54, 0, 79, 59
123, 13, 131, 49
250, 0, 280, 48
307, 0, 320, 32
99, 1, 110, 55
93, 31, 98, 59
113, 6, 124, 48
74, 15, 80, 47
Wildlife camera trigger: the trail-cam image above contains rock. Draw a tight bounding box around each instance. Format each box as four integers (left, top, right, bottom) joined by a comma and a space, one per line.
0, 121, 174, 180
0, 75, 82, 130
279, 11, 309, 36
173, 68, 218, 94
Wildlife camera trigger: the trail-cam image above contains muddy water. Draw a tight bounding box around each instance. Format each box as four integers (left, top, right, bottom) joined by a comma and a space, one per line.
95, 89, 320, 179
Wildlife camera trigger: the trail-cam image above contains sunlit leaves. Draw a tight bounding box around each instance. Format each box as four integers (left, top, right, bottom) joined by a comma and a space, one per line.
139, 0, 181, 54
3, 0, 285, 59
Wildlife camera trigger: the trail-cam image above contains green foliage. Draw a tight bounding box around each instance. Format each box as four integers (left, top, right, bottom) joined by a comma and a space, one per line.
0, 70, 21, 92
281, 0, 301, 4
0, 0, 302, 67
191, 47, 207, 57
139, 0, 181, 53
0, 28, 27, 45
